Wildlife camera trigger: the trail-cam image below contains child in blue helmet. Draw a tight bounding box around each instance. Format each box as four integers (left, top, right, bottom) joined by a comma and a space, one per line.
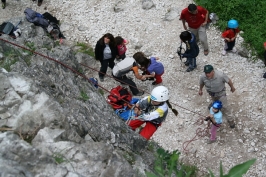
221, 19, 240, 56
205, 100, 223, 144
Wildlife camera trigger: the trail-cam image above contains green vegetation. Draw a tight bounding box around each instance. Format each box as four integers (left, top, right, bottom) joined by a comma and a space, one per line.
195, 0, 266, 60
79, 90, 89, 101
0, 48, 19, 71
146, 148, 197, 177
25, 41, 36, 55
123, 151, 136, 165
208, 158, 256, 177
146, 148, 255, 177
98, 89, 104, 96
53, 152, 67, 164
76, 42, 95, 57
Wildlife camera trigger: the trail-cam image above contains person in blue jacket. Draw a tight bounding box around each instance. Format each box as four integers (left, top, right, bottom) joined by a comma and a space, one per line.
179, 31, 199, 72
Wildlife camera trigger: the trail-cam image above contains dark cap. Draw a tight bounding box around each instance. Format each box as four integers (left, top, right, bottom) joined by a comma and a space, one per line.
188, 4, 197, 11
204, 65, 214, 73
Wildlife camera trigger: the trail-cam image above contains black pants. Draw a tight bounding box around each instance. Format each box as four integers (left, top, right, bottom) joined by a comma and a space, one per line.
99, 58, 115, 78
1, 0, 5, 3
225, 40, 235, 51
113, 75, 140, 95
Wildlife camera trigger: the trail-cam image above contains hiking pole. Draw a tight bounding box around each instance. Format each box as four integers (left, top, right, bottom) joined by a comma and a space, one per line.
15, 20, 22, 28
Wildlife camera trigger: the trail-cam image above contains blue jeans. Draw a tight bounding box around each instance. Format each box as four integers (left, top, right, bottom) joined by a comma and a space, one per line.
187, 57, 196, 69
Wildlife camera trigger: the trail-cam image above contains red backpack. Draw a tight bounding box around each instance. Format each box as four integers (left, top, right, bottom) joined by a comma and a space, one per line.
107, 86, 132, 109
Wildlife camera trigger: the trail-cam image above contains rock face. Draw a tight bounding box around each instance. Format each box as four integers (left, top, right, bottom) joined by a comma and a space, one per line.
0, 19, 156, 176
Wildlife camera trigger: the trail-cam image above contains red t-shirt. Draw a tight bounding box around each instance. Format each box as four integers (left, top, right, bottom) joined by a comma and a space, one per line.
222, 28, 240, 39
180, 6, 208, 29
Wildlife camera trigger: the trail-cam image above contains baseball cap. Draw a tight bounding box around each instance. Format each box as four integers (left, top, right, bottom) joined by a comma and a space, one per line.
204, 65, 214, 73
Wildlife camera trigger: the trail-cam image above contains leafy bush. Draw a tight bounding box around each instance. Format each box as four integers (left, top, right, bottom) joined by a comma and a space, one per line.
146, 148, 197, 177
208, 158, 256, 177
195, 0, 266, 60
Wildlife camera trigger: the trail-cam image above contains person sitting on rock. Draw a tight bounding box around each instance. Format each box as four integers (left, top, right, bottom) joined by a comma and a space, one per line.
128, 86, 173, 140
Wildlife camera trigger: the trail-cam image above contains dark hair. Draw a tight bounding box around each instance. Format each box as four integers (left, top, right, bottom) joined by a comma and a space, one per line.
188, 4, 197, 12
180, 31, 192, 42
115, 36, 124, 45
133, 52, 150, 68
100, 33, 116, 47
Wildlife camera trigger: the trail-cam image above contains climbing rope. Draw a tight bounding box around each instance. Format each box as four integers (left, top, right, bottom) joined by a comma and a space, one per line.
0, 37, 210, 152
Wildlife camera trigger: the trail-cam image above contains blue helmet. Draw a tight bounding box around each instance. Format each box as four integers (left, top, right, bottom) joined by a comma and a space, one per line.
212, 100, 223, 109
227, 19, 239, 29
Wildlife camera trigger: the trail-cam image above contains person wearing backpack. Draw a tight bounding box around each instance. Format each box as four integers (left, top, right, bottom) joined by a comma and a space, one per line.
179, 31, 199, 72
112, 56, 145, 96
128, 86, 177, 140
95, 33, 118, 82
221, 19, 240, 56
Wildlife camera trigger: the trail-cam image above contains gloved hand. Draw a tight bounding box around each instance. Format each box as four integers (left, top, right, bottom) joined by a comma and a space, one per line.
204, 116, 211, 121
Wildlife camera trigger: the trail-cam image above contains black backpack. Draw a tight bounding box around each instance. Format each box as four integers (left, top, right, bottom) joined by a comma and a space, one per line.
0, 22, 14, 35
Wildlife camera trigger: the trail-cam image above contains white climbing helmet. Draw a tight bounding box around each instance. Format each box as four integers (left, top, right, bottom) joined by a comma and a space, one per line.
150, 86, 169, 102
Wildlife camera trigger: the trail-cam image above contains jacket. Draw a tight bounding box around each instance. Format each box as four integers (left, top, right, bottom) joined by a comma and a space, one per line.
182, 33, 199, 58
94, 40, 118, 61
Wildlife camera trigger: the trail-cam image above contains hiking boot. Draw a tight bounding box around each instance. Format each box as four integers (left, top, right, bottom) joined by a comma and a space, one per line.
222, 50, 227, 56
134, 91, 144, 96
99, 76, 104, 82
2, 2, 6, 9
147, 77, 155, 81
232, 47, 237, 53
184, 62, 189, 66
207, 139, 217, 144
37, 0, 42, 6
186, 67, 194, 72
228, 121, 235, 128
152, 81, 159, 85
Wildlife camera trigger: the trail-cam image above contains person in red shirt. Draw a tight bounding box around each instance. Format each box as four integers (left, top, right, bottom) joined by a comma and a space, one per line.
180, 4, 209, 56
221, 19, 240, 56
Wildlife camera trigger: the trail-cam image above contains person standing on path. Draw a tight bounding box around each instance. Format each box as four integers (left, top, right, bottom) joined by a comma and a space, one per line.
95, 33, 118, 82
180, 3, 209, 56
198, 65, 236, 128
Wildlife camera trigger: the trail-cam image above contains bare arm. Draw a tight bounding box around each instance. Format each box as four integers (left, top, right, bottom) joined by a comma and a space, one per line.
202, 10, 209, 26
227, 79, 236, 93
199, 84, 204, 95
181, 19, 188, 30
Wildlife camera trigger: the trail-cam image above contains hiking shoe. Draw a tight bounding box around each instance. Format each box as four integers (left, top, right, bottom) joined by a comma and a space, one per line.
134, 91, 144, 96
2, 2, 6, 9
207, 139, 217, 144
99, 76, 104, 82
228, 121, 235, 128
186, 67, 194, 72
37, 0, 42, 6
222, 50, 227, 56
147, 77, 155, 81
152, 81, 159, 85
184, 62, 189, 66
232, 47, 237, 53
